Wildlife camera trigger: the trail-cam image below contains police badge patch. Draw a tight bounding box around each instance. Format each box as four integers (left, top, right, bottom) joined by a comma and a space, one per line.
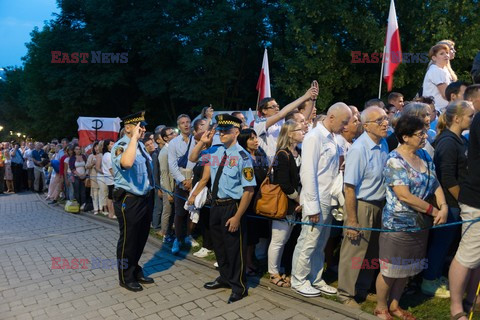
242, 167, 254, 181
229, 156, 238, 168
115, 147, 124, 156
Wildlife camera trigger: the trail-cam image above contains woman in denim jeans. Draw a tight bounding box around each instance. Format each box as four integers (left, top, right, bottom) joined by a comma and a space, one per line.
422, 101, 475, 298
69, 144, 87, 210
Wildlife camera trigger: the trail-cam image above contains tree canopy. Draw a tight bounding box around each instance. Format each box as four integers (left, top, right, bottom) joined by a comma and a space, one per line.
1, 0, 479, 141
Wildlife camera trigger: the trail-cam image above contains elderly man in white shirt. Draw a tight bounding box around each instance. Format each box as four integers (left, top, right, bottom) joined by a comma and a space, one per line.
168, 114, 197, 254
291, 102, 352, 297
254, 84, 318, 160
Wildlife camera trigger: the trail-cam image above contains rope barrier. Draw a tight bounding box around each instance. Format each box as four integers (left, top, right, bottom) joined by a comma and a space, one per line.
79, 173, 480, 233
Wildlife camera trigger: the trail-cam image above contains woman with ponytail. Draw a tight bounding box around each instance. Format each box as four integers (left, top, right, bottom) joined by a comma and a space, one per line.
421, 100, 475, 298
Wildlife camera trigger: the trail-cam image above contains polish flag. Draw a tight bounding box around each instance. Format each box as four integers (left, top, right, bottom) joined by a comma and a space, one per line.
383, 0, 402, 92
77, 117, 121, 147
256, 49, 271, 112
246, 108, 255, 127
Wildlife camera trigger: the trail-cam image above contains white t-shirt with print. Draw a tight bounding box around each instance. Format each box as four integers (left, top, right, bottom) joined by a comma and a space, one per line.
422, 64, 452, 112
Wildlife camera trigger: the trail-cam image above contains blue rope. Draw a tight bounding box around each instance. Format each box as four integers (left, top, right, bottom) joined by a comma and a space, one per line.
83, 173, 480, 233
155, 184, 480, 233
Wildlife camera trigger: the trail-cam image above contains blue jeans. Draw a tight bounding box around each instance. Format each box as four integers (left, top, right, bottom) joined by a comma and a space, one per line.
423, 207, 461, 280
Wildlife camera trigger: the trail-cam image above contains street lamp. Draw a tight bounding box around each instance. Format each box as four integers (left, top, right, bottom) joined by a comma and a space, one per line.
16, 132, 21, 137
0, 126, 3, 131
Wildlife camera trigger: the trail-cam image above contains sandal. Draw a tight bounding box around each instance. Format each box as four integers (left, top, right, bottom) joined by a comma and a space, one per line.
282, 274, 291, 284
373, 308, 393, 320
390, 307, 416, 320
450, 312, 467, 320
270, 274, 291, 288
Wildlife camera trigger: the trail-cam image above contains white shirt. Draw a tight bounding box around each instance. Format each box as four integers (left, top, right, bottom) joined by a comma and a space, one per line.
102, 152, 114, 185
24, 148, 35, 169
300, 123, 341, 215
64, 157, 71, 174
254, 118, 284, 159
336, 134, 352, 159
423, 64, 452, 112
168, 134, 196, 185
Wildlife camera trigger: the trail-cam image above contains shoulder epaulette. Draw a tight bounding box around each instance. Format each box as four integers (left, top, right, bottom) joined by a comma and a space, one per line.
239, 150, 249, 161
118, 141, 127, 146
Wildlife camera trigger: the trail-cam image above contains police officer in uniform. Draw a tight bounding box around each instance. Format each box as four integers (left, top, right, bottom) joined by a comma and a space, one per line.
111, 111, 155, 292
201, 114, 256, 304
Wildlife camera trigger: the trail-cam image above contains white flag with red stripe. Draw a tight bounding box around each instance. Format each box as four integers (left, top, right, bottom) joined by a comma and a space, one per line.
383, 0, 402, 92
77, 117, 121, 147
256, 49, 271, 107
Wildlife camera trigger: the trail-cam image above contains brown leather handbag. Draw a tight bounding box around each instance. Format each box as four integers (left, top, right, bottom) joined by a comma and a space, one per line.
255, 150, 289, 219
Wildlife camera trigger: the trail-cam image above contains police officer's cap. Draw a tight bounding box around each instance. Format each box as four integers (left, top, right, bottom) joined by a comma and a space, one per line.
215, 113, 242, 131
122, 111, 148, 126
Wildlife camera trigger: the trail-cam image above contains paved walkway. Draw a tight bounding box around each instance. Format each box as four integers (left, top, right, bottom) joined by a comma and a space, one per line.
0, 192, 358, 320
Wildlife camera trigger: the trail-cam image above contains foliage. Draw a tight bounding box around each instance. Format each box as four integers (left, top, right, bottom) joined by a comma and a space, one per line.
0, 0, 479, 140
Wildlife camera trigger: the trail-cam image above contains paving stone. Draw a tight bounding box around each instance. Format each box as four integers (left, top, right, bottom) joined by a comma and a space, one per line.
0, 193, 355, 320
171, 305, 189, 317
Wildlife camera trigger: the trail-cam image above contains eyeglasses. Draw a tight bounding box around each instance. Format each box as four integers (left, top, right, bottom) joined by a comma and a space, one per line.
412, 130, 428, 138
366, 116, 389, 125
265, 104, 280, 110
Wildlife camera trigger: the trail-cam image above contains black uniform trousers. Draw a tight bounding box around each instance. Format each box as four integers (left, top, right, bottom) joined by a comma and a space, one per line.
210, 200, 247, 295
114, 190, 154, 284
11, 163, 23, 192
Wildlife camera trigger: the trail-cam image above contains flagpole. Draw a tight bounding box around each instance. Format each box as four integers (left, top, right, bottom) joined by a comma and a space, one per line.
378, 45, 386, 98
255, 89, 261, 115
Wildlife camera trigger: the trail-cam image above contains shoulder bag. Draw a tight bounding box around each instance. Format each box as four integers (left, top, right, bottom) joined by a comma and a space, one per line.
255, 150, 289, 219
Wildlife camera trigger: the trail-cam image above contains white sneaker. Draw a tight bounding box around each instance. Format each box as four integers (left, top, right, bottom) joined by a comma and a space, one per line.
294, 283, 321, 297
172, 239, 181, 255
313, 280, 338, 296
185, 235, 200, 248
213, 262, 219, 268
193, 247, 212, 258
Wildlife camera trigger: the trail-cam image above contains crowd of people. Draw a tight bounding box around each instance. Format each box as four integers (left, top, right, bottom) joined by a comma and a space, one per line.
1, 40, 479, 320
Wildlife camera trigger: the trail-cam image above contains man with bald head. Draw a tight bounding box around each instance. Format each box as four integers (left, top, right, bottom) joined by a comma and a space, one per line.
291, 102, 352, 297
337, 106, 389, 307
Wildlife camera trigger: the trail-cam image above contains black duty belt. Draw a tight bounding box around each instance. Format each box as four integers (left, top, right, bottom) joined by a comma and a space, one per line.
114, 187, 153, 200
213, 198, 239, 206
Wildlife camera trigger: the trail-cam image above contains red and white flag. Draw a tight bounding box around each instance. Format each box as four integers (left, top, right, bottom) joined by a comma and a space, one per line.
256, 49, 271, 108
383, 0, 402, 92
77, 117, 121, 147
246, 108, 255, 127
